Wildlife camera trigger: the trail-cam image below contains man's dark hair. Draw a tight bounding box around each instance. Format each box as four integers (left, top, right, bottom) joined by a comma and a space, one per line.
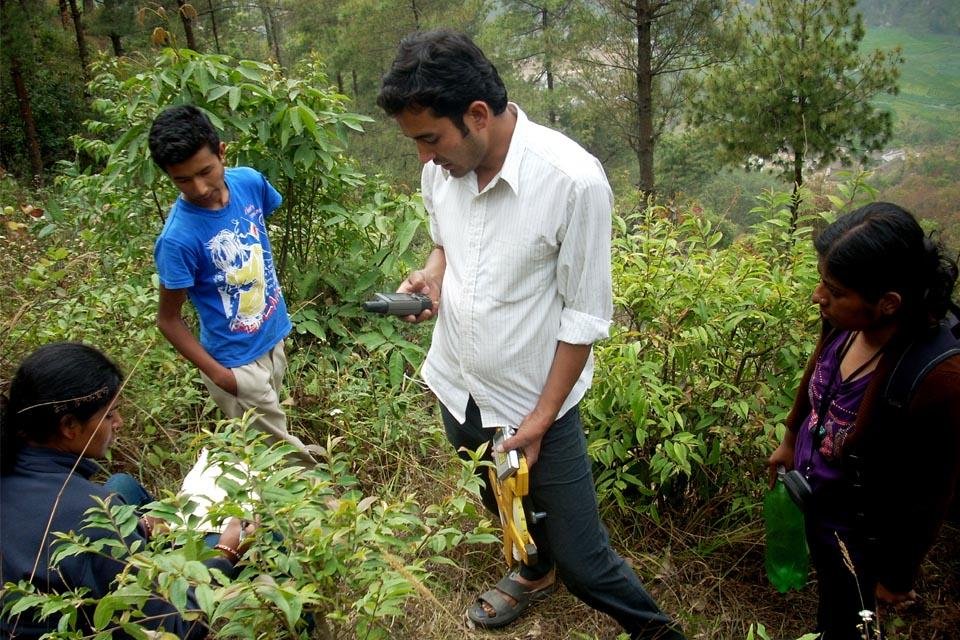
148, 104, 220, 170
377, 30, 508, 135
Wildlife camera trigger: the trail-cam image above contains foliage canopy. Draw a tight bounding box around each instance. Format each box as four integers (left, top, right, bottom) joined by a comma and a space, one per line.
690, 0, 903, 191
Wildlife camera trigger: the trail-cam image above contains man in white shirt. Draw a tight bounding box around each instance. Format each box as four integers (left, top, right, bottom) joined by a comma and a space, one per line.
377, 30, 685, 639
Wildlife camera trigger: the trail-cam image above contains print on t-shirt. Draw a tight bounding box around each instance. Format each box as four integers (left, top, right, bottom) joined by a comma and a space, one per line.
206, 210, 280, 334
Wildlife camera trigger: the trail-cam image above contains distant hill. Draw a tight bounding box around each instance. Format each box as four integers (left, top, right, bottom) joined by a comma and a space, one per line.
858, 0, 960, 36
860, 26, 960, 144
858, 21, 960, 249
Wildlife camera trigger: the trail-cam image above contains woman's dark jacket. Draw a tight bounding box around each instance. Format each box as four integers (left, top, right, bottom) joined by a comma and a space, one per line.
785, 321, 960, 593
0, 447, 234, 639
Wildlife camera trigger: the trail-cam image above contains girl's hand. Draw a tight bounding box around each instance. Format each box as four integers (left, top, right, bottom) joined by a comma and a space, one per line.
215, 517, 258, 563
767, 441, 795, 488
139, 515, 167, 539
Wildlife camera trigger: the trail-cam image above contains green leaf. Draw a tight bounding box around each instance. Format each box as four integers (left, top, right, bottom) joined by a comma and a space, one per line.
288, 106, 303, 135
393, 217, 422, 257
389, 350, 405, 388
236, 65, 264, 83
355, 332, 386, 350
228, 86, 241, 112
169, 577, 189, 611
293, 144, 316, 168
194, 584, 215, 615
207, 85, 231, 102
93, 595, 120, 630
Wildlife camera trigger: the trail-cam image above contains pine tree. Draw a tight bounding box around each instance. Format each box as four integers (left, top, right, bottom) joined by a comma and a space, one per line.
690, 0, 903, 214
576, 0, 733, 195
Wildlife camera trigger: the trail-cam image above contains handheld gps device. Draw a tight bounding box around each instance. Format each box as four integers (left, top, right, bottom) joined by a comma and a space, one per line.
362, 292, 432, 316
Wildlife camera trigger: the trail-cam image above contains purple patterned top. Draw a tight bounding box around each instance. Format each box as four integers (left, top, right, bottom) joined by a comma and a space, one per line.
794, 331, 874, 532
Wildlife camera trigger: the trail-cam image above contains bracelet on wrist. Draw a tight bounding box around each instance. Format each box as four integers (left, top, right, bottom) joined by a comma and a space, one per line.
139, 517, 153, 538
214, 543, 239, 563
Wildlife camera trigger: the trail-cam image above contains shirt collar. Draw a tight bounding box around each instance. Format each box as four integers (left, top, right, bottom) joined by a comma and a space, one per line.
493, 103, 527, 197
17, 445, 102, 478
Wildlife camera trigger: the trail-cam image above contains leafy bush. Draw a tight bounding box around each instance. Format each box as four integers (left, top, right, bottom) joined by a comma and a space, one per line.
55, 48, 426, 363
2, 420, 495, 639
584, 190, 821, 520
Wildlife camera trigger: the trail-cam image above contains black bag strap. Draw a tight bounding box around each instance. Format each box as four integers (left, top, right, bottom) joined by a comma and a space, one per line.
883, 313, 960, 409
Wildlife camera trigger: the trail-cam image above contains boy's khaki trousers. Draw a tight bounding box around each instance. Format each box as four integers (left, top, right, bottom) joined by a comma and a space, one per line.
200, 341, 317, 466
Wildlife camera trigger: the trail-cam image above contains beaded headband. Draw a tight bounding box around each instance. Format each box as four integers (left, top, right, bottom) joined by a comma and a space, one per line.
15, 385, 113, 415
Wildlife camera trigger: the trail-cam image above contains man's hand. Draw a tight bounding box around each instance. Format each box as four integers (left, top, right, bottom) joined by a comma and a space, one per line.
496, 342, 592, 467
396, 247, 445, 323
397, 269, 441, 323
496, 409, 554, 468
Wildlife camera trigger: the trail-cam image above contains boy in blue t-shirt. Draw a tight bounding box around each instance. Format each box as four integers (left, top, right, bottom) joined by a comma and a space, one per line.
149, 105, 315, 465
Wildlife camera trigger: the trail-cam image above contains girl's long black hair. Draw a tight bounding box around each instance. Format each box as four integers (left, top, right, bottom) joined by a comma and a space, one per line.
815, 202, 959, 328
1, 342, 122, 474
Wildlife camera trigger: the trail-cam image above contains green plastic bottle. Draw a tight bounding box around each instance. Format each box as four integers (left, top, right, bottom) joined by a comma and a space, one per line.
764, 472, 809, 592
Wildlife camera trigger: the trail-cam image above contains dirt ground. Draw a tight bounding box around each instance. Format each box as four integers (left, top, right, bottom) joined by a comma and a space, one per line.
388, 518, 960, 640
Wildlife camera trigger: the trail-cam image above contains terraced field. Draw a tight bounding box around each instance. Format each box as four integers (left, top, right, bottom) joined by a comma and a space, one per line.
862, 26, 960, 142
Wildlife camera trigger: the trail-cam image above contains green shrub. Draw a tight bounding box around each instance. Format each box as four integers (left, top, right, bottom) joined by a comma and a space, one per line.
584, 190, 821, 519
1, 420, 496, 639
53, 48, 426, 365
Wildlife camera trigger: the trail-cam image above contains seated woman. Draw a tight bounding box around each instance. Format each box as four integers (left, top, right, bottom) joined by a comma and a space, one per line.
1, 342, 251, 639
768, 203, 960, 640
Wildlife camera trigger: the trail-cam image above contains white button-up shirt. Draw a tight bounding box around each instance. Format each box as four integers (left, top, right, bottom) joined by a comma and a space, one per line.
421, 104, 613, 427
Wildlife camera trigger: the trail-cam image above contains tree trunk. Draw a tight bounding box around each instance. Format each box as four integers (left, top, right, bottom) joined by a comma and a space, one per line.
410, 0, 421, 29
542, 7, 557, 125
207, 0, 222, 54
268, 6, 282, 67
58, 0, 69, 28
259, 2, 273, 58
793, 150, 804, 189
790, 149, 804, 230
791, 13, 807, 229
82, 0, 93, 11
66, 0, 90, 79
634, 0, 656, 196
177, 0, 198, 51
9, 54, 44, 184
258, 1, 283, 67
110, 32, 123, 56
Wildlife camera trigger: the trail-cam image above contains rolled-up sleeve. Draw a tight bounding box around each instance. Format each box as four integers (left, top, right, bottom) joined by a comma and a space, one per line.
556, 174, 613, 345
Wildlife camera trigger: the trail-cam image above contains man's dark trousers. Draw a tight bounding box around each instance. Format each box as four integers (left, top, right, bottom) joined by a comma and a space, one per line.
441, 396, 686, 640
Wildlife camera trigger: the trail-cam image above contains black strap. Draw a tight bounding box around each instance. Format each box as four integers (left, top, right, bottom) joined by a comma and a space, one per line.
883, 314, 960, 409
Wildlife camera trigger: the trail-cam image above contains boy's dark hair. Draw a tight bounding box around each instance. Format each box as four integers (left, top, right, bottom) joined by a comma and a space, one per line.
1, 342, 123, 474
377, 30, 508, 135
148, 104, 220, 170
815, 201, 959, 327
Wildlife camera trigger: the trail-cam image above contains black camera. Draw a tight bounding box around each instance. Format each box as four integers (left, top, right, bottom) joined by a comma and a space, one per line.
779, 466, 812, 511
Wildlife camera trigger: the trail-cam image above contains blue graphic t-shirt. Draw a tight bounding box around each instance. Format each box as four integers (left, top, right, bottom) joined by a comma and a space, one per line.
154, 167, 291, 367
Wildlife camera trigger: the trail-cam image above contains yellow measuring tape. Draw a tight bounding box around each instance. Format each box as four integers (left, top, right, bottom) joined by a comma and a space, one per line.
488, 454, 538, 567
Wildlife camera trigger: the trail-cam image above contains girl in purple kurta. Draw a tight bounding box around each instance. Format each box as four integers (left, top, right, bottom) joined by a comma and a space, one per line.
768, 203, 960, 640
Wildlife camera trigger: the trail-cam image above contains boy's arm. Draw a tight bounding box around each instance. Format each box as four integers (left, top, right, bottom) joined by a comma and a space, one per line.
157, 286, 238, 395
